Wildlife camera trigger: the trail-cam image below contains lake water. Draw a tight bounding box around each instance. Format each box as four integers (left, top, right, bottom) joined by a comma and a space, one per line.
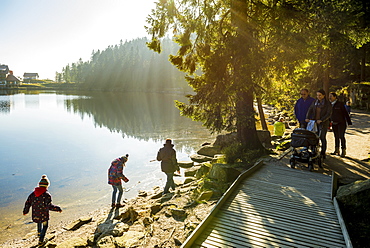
0, 90, 216, 242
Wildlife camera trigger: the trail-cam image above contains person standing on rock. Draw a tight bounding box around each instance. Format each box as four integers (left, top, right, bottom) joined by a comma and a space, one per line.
108, 154, 129, 208
156, 139, 180, 195
23, 175, 62, 247
305, 89, 332, 159
294, 88, 315, 128
329, 92, 352, 157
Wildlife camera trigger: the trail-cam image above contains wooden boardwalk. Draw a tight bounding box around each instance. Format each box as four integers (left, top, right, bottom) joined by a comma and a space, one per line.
182, 161, 351, 248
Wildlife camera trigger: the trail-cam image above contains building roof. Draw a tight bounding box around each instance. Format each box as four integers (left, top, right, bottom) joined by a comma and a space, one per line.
23, 73, 39, 77
6, 74, 20, 82
0, 65, 9, 74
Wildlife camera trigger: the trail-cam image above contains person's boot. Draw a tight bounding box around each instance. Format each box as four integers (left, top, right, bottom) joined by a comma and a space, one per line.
331, 147, 340, 155
341, 149, 346, 157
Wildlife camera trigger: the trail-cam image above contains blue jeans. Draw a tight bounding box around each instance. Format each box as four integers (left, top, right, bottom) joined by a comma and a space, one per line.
112, 184, 123, 204
164, 172, 175, 194
37, 221, 48, 242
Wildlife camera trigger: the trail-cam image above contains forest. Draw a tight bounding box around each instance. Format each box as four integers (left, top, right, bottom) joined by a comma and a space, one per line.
55, 37, 191, 92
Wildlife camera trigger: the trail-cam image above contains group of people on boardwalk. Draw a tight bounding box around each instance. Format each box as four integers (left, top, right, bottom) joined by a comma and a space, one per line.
294, 88, 352, 158
23, 139, 179, 247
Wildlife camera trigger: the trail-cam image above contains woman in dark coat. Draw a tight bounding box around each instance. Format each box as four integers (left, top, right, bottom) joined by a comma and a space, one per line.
23, 175, 62, 246
305, 89, 332, 159
329, 92, 352, 157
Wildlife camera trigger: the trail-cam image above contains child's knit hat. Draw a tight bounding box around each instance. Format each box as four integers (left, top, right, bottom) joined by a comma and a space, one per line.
39, 175, 50, 188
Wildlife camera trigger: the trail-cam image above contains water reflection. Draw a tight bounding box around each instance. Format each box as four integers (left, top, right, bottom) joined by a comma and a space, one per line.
65, 92, 210, 153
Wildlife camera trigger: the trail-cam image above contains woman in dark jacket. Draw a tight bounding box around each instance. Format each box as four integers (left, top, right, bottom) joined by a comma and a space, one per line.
305, 89, 332, 159
329, 92, 352, 157
157, 139, 179, 195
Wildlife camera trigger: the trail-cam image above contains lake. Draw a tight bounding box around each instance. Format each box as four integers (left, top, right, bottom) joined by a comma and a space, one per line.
0, 90, 216, 242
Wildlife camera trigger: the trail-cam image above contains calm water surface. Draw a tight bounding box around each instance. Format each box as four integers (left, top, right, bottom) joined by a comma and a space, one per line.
0, 90, 215, 242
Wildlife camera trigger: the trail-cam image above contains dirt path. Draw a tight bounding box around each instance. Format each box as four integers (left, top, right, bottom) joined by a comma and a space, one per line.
281, 108, 370, 185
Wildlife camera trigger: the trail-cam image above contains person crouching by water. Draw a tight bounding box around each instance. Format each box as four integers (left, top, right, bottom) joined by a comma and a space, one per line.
329, 92, 352, 157
305, 89, 332, 159
108, 154, 129, 208
23, 175, 62, 247
157, 139, 180, 195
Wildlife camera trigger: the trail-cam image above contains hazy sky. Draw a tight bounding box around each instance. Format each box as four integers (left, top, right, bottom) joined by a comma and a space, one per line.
1, 0, 156, 80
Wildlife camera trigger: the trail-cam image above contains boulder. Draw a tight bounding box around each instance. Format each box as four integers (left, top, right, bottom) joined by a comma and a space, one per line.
197, 145, 222, 157
138, 190, 147, 197
178, 161, 194, 168
64, 216, 92, 231
150, 203, 162, 215
115, 231, 145, 248
207, 163, 241, 183
184, 166, 201, 177
190, 154, 213, 163
197, 190, 213, 201
170, 208, 187, 220
336, 179, 370, 209
56, 237, 88, 248
184, 177, 196, 184
195, 163, 211, 179
96, 235, 116, 248
213, 131, 272, 148
213, 133, 238, 148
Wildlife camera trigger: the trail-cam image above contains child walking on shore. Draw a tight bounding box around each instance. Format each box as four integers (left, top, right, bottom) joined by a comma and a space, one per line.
23, 175, 62, 247
108, 154, 129, 208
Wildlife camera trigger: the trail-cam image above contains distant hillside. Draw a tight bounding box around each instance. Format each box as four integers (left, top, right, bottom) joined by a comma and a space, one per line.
56, 37, 192, 92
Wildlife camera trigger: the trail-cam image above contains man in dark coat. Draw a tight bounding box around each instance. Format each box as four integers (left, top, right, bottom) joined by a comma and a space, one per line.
157, 139, 180, 195
23, 175, 62, 246
294, 88, 315, 128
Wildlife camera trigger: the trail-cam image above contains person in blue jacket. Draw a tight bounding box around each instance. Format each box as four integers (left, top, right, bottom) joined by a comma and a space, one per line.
294, 88, 315, 128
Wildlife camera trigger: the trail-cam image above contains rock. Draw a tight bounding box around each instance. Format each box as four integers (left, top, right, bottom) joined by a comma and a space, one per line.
96, 235, 116, 248
142, 216, 153, 226
197, 145, 222, 157
56, 237, 88, 248
336, 179, 370, 209
213, 133, 238, 148
184, 177, 196, 184
257, 130, 272, 147
115, 231, 145, 248
170, 208, 188, 220
150, 191, 163, 200
178, 161, 194, 168
197, 190, 213, 201
150, 203, 162, 215
64, 216, 92, 231
213, 131, 272, 148
174, 238, 182, 246
190, 154, 213, 163
138, 190, 147, 197
208, 163, 241, 183
184, 166, 201, 177
195, 163, 211, 179
112, 222, 130, 236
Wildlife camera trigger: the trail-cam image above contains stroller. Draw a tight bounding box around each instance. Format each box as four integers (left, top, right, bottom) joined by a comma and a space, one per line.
289, 128, 322, 171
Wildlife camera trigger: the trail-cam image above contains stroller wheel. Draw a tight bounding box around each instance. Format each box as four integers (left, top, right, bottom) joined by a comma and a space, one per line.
290, 158, 296, 169
308, 162, 314, 172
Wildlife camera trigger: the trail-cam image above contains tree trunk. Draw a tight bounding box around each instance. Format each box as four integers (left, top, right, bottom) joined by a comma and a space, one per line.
361, 45, 366, 82
257, 97, 268, 130
232, 0, 264, 150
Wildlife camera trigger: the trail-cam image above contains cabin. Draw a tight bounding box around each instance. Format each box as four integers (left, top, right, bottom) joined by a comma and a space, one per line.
0, 64, 9, 86
23, 72, 39, 80
6, 71, 21, 87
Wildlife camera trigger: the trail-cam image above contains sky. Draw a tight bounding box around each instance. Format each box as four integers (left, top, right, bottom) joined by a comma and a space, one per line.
1, 0, 157, 80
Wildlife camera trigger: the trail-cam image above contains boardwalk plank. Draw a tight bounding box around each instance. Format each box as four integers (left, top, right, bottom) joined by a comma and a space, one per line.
182, 163, 348, 248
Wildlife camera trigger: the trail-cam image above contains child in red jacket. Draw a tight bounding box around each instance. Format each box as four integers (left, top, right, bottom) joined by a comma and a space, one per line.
23, 175, 62, 246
